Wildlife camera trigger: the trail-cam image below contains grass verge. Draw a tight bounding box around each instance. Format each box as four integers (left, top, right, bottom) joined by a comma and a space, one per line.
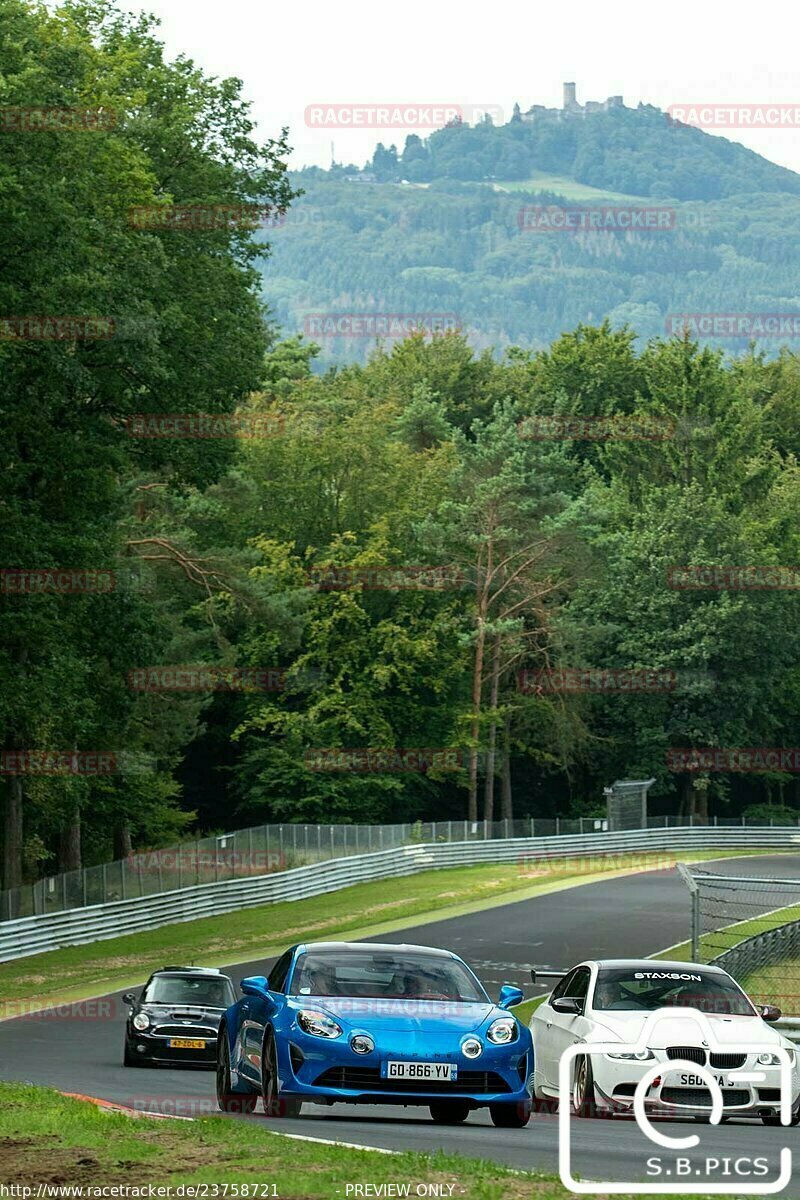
740, 958, 800, 1009
0, 849, 774, 1016
658, 902, 800, 965
0, 1081, 708, 1198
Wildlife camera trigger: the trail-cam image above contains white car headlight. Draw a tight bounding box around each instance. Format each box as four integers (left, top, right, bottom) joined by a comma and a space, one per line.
297, 1009, 342, 1039
132, 1012, 150, 1031
758, 1050, 795, 1066
606, 1049, 654, 1061
487, 1017, 518, 1045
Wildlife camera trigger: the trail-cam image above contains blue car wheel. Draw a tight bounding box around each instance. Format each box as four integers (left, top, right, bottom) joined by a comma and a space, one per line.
429, 1101, 470, 1124
216, 1024, 257, 1114
490, 1099, 532, 1128
262, 1028, 302, 1118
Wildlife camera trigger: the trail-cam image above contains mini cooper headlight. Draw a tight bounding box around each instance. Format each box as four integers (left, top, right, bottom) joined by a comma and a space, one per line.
297, 1009, 342, 1039
758, 1050, 794, 1065
132, 1012, 150, 1031
487, 1017, 517, 1045
351, 1034, 374, 1054
607, 1049, 654, 1061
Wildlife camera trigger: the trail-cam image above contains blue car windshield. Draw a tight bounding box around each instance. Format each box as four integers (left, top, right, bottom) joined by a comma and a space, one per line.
290, 951, 486, 1001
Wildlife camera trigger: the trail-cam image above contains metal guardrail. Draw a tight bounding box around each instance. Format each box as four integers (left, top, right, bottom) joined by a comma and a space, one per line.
710, 919, 800, 982
1, 824, 798, 964
776, 1019, 800, 1044
5, 812, 798, 923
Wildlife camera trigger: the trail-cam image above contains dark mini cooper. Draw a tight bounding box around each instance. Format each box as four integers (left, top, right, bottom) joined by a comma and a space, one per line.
123, 966, 236, 1067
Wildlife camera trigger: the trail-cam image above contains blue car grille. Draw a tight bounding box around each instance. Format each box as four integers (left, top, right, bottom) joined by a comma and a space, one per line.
313, 1067, 511, 1094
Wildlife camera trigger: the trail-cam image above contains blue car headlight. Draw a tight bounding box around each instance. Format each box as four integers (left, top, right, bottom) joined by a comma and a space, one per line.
297, 1009, 343, 1039
351, 1034, 375, 1054
487, 1017, 517, 1046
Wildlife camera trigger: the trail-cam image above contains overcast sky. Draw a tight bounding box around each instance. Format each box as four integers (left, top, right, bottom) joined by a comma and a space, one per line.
138, 0, 800, 174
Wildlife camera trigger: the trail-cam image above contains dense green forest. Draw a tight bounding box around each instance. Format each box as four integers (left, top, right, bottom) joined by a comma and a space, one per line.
4, 0, 800, 892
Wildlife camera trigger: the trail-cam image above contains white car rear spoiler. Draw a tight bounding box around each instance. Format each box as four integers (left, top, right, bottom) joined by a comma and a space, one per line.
530, 969, 567, 986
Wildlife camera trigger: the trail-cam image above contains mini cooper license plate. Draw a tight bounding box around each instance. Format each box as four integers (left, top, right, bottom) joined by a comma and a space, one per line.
382, 1061, 456, 1081
168, 1037, 206, 1049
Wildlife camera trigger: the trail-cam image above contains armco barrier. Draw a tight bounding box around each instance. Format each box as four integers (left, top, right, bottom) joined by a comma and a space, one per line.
710, 919, 800, 982
1, 825, 798, 963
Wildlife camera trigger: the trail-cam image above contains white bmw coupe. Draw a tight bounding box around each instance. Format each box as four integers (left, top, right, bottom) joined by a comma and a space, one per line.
530, 958, 800, 1124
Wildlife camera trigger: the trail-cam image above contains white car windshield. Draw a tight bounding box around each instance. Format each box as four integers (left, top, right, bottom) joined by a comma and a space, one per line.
592, 968, 756, 1016
290, 951, 486, 1001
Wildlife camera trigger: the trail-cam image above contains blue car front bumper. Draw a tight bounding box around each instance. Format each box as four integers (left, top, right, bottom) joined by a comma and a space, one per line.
277, 1029, 533, 1108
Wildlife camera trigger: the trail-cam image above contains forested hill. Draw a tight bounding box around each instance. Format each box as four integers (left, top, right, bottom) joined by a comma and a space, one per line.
259, 102, 800, 366
261, 180, 800, 366
333, 103, 800, 200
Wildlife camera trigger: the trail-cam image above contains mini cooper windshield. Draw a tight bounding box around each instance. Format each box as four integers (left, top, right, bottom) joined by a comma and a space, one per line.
291, 950, 487, 1001
592, 968, 755, 1016
142, 975, 235, 1007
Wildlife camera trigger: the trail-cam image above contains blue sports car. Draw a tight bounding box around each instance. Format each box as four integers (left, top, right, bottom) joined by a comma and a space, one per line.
216, 941, 534, 1126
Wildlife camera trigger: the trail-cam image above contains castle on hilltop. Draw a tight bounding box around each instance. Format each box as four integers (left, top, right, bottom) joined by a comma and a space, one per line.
519, 82, 624, 123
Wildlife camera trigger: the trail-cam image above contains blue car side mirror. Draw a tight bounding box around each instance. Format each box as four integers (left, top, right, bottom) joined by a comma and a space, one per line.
498, 984, 524, 1010
240, 975, 270, 998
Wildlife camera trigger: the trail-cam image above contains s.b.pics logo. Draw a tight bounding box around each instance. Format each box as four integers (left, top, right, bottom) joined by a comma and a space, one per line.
557, 1008, 793, 1194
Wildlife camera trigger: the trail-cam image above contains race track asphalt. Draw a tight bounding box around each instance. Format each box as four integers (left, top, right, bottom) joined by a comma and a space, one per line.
3, 853, 800, 1188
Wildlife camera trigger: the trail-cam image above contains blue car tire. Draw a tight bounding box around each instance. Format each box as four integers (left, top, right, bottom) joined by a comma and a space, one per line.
429, 1101, 470, 1124
216, 1024, 258, 1114
490, 1099, 532, 1128
262, 1027, 302, 1118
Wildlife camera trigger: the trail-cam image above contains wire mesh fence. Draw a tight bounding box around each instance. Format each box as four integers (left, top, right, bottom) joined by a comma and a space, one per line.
3, 811, 798, 923
682, 867, 800, 1012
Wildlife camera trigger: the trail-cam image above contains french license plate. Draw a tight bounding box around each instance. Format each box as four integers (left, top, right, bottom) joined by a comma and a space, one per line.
168, 1037, 206, 1049
677, 1072, 734, 1088
382, 1061, 456, 1081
